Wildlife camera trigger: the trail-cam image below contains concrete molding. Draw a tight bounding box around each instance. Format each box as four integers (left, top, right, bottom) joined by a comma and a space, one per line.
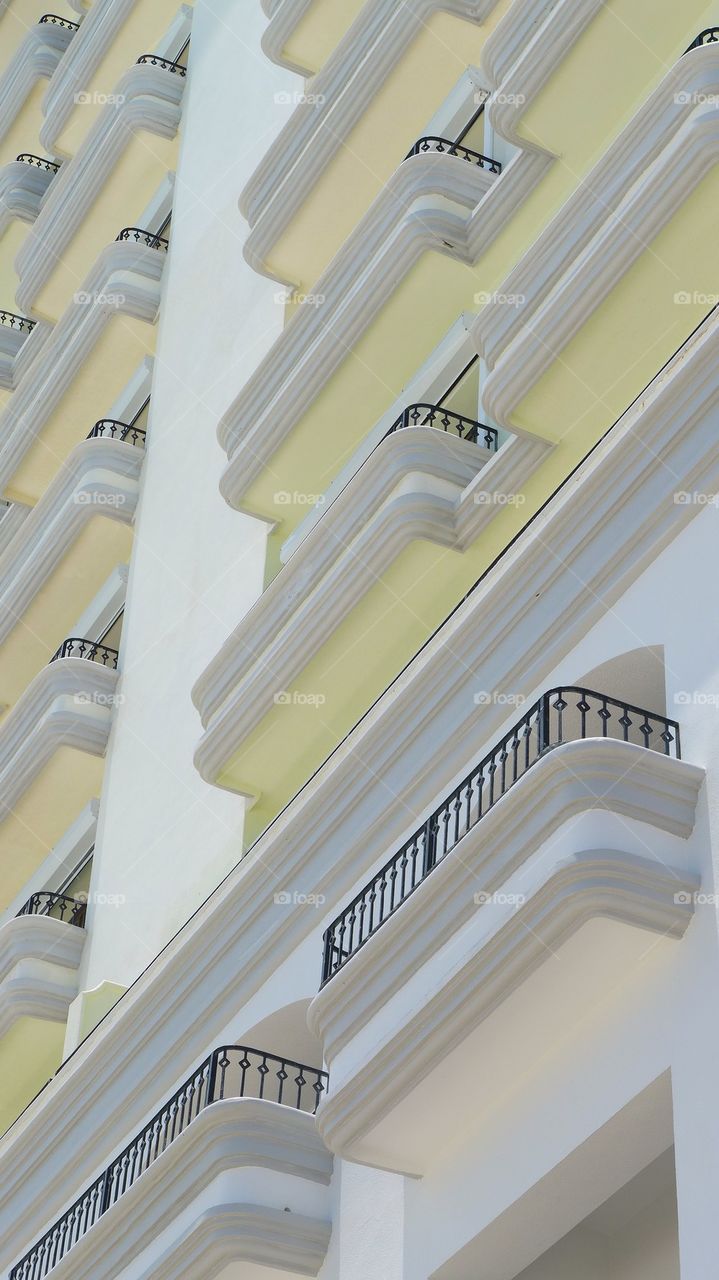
0, 318, 50, 391
0, 916, 85, 1038
313, 851, 697, 1164
0, 437, 141, 652
308, 740, 704, 1055
0, 658, 117, 827
138, 1202, 331, 1280
0, 240, 164, 495
0, 20, 75, 149
220, 150, 552, 507
34, 1100, 332, 1280
21, 63, 184, 312
482, 93, 719, 431
0, 159, 55, 237
0, 301, 716, 1271
194, 431, 547, 785
40, 0, 139, 150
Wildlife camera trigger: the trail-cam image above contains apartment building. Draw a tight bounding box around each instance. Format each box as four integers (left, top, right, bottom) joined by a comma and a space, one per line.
0, 1, 717, 1277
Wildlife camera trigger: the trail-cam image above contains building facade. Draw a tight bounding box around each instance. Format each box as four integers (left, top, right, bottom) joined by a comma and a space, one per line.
0, 0, 718, 1276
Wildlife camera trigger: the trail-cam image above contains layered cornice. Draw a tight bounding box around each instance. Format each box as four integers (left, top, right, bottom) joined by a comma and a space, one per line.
0, 240, 163, 494
0, 298, 715, 1271
0, 158, 55, 235
20, 64, 183, 312
0, 438, 140, 651
0, 19, 75, 149
220, 150, 550, 505
0, 915, 84, 1038
37, 1101, 332, 1280
308, 741, 703, 1057
312, 851, 697, 1167
0, 316, 51, 391
195, 430, 546, 784
139, 1203, 331, 1280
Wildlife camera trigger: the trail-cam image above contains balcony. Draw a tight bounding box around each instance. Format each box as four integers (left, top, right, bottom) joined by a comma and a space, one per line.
0, 891, 85, 1134
0, 236, 164, 504
0, 435, 139, 712
86, 417, 146, 448
404, 134, 502, 173
50, 637, 119, 668
15, 153, 60, 174
0, 12, 76, 170
11, 1047, 332, 1280
686, 27, 719, 51
309, 689, 703, 1174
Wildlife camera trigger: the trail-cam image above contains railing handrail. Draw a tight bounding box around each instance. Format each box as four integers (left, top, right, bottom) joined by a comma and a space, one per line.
405, 135, 502, 174
15, 154, 60, 173
686, 27, 719, 51
49, 638, 119, 668
388, 402, 499, 450
136, 53, 187, 76
16, 891, 86, 928
11, 1045, 328, 1280
87, 418, 147, 446
0, 310, 35, 333
320, 684, 681, 984
38, 13, 79, 28
115, 226, 169, 251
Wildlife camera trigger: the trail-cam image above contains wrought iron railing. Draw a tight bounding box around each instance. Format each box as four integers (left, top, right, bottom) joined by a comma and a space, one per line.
686, 28, 719, 51
17, 892, 86, 929
10, 1046, 328, 1280
115, 227, 169, 251
320, 686, 680, 983
0, 311, 35, 333
16, 154, 60, 173
38, 13, 79, 29
49, 638, 119, 669
405, 136, 502, 174
87, 418, 146, 448
136, 53, 187, 76
388, 403, 498, 450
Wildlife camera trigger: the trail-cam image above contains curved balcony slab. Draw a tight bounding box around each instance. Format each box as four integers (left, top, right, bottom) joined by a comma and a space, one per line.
0, 314, 51, 391
194, 428, 546, 794
220, 150, 527, 515
0, 18, 75, 169
0, 304, 716, 1275
0, 437, 140, 710
309, 738, 703, 1055
474, 47, 719, 374
22, 1100, 332, 1280
0, 914, 85, 1135
0, 656, 118, 910
20, 64, 182, 322
0, 158, 55, 235
482, 81, 719, 440
311, 850, 697, 1173
0, 238, 163, 504
40, 0, 191, 158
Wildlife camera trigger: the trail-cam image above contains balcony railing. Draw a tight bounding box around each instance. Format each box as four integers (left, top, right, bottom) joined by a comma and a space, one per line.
136, 53, 187, 77
16, 154, 60, 174
320, 685, 681, 984
115, 227, 169, 252
0, 311, 35, 333
38, 13, 79, 29
405, 136, 502, 174
388, 403, 498, 450
11, 1046, 328, 1280
49, 638, 119, 669
87, 418, 146, 448
686, 28, 719, 51
16, 891, 86, 929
